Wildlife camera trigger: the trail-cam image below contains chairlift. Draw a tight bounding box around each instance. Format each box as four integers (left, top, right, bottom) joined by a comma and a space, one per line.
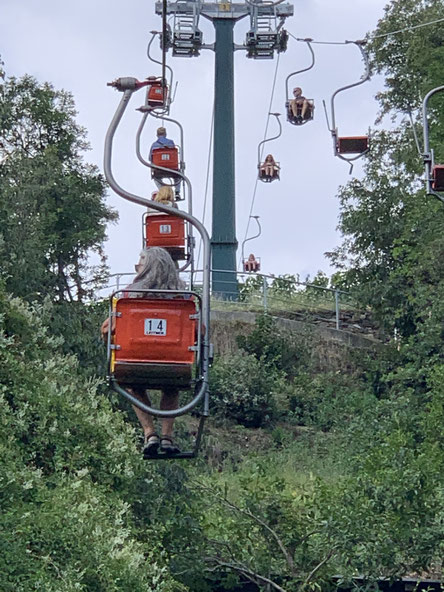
141, 31, 176, 115
285, 39, 315, 126
145, 76, 169, 110
422, 85, 444, 204
134, 107, 194, 272
105, 77, 211, 459
241, 216, 262, 272
107, 289, 206, 459
258, 113, 282, 182
324, 40, 371, 172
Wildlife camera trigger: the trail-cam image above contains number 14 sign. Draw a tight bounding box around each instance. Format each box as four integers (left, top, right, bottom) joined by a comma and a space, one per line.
144, 318, 167, 336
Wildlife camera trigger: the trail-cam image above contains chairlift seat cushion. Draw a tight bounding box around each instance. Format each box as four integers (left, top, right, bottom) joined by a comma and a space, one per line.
338, 136, 369, 154
243, 259, 261, 272
432, 165, 444, 191
113, 361, 192, 388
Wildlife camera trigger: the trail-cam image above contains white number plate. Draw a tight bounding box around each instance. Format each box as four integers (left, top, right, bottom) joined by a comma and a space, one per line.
159, 224, 172, 234
144, 318, 167, 336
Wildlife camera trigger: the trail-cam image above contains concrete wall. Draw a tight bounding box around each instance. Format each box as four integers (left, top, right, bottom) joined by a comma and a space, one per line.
210, 311, 380, 371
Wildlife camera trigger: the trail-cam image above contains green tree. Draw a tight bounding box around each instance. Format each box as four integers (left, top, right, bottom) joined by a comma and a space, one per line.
0, 71, 117, 303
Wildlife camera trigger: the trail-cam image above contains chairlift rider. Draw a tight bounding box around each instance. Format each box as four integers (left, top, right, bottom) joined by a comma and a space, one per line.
259, 154, 280, 182
288, 87, 314, 124
101, 247, 189, 457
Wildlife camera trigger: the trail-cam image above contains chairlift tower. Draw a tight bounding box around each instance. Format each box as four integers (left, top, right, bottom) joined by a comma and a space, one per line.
156, 0, 293, 298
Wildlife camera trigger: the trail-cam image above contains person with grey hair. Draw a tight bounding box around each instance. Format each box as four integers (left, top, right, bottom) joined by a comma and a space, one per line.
101, 247, 185, 456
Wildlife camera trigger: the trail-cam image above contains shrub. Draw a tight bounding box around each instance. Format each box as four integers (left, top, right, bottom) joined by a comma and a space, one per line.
237, 313, 311, 378
209, 352, 281, 427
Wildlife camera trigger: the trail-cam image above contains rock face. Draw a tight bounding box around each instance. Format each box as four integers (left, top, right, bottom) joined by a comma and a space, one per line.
210, 311, 381, 372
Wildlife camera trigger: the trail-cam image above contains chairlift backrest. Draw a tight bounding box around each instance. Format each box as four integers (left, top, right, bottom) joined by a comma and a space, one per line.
337, 136, 369, 155
432, 164, 444, 192
144, 212, 186, 260
147, 80, 169, 107
151, 146, 180, 170
110, 295, 198, 388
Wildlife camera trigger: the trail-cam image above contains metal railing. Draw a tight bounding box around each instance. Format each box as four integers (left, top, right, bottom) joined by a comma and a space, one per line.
99, 269, 357, 331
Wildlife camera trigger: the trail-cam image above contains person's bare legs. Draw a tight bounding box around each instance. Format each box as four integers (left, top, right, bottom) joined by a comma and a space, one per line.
160, 388, 180, 438
129, 387, 156, 438
301, 99, 309, 119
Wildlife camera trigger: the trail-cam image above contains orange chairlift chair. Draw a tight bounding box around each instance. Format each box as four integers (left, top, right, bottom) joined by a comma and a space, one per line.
146, 76, 169, 109
140, 31, 175, 115
325, 40, 371, 172
143, 209, 187, 261
422, 85, 444, 205
258, 113, 282, 183
285, 38, 315, 126
105, 76, 211, 459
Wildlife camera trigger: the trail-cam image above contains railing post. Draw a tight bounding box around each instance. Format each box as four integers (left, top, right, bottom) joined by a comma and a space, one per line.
335, 289, 340, 330
263, 275, 268, 311
116, 274, 121, 291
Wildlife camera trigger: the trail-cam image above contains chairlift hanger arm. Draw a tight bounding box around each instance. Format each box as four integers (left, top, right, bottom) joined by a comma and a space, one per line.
135, 112, 194, 273
147, 31, 174, 100
422, 85, 444, 203
422, 85, 444, 164
257, 113, 282, 165
241, 216, 261, 263
329, 41, 370, 133
285, 39, 315, 100
162, 0, 167, 85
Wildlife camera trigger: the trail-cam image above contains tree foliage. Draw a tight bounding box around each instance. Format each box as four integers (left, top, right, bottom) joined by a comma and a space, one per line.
0, 72, 117, 303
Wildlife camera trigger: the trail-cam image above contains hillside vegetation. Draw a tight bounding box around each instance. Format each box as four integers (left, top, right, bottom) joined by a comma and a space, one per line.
1, 2, 443, 590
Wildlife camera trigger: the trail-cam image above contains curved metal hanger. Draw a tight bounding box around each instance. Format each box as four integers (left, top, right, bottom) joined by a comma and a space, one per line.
241, 215, 262, 264
285, 38, 315, 101
324, 40, 371, 172
145, 31, 175, 113
257, 112, 282, 167
135, 110, 194, 273
422, 85, 444, 205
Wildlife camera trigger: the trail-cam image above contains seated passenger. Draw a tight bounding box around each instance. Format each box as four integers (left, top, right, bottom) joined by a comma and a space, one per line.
244, 253, 259, 272
153, 185, 177, 208
101, 247, 185, 456
289, 87, 312, 122
259, 154, 280, 180
149, 126, 175, 161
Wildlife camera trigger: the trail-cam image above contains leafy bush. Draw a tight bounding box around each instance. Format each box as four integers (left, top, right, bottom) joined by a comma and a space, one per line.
209, 352, 281, 427
237, 313, 311, 378
0, 289, 189, 591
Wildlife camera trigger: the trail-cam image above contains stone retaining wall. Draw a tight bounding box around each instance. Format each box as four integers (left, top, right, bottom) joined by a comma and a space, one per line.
210, 311, 380, 371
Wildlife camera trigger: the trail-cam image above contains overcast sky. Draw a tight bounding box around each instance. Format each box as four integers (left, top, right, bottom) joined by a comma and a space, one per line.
1, 0, 390, 284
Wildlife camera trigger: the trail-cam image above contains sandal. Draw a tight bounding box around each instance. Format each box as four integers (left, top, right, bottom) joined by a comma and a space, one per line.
160, 435, 181, 455
143, 433, 160, 456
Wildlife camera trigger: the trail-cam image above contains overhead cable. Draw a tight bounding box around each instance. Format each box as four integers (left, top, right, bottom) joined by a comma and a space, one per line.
288, 15, 444, 46
197, 105, 215, 271
239, 53, 281, 270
